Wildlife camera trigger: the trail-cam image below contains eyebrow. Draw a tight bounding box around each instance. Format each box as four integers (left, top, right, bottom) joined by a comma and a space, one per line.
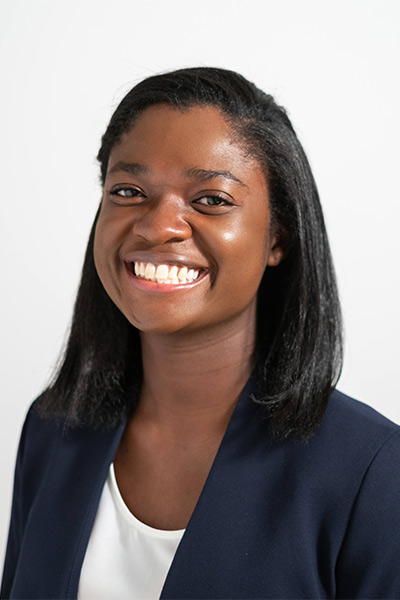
184, 167, 247, 188
107, 161, 149, 177
107, 161, 247, 188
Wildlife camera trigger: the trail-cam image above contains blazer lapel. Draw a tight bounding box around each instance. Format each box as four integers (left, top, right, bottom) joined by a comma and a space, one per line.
160, 376, 265, 599
10, 417, 125, 600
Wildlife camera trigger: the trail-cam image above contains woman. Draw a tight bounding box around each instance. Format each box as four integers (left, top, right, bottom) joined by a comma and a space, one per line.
2, 67, 400, 600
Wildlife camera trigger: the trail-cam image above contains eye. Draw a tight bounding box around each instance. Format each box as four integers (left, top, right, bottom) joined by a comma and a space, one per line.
193, 193, 233, 210
108, 185, 146, 205
196, 195, 226, 206
110, 186, 144, 198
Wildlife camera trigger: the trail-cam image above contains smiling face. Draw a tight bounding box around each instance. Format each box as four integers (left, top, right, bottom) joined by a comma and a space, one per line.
94, 104, 285, 336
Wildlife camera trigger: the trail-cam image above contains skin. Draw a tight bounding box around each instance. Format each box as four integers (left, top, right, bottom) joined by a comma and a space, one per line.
94, 104, 286, 530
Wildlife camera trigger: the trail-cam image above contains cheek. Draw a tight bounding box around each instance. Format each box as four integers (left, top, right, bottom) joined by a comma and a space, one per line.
232, 209, 271, 266
94, 206, 122, 261
93, 213, 120, 287
93, 221, 108, 275
215, 212, 271, 296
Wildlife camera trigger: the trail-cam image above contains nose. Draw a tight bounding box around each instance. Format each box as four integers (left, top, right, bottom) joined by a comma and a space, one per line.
131, 195, 192, 245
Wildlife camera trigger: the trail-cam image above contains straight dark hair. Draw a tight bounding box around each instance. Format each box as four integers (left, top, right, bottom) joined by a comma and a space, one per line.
37, 67, 343, 439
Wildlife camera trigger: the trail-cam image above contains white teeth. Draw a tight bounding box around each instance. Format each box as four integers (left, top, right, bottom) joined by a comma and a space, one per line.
133, 262, 201, 284
169, 266, 178, 279
145, 263, 156, 281
178, 266, 188, 281
155, 264, 169, 282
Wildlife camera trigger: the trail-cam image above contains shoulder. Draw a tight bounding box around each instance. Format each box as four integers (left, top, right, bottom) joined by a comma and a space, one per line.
13, 399, 123, 522
18, 400, 65, 464
17, 399, 115, 473
317, 387, 399, 451
13, 401, 66, 504
303, 388, 400, 496
327, 388, 399, 431
323, 392, 400, 596
17, 398, 125, 481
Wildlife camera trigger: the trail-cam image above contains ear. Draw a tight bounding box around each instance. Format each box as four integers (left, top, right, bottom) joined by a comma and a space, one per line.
266, 229, 291, 267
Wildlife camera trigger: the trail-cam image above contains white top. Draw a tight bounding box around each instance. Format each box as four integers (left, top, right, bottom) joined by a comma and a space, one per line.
78, 464, 185, 600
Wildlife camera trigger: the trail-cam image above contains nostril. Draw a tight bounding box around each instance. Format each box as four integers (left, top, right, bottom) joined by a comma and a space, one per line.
131, 206, 192, 244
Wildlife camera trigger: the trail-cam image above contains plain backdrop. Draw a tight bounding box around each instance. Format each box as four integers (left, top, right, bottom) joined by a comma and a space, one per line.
0, 0, 399, 566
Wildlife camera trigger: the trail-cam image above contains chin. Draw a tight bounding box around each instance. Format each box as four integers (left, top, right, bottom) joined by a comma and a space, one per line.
125, 312, 198, 336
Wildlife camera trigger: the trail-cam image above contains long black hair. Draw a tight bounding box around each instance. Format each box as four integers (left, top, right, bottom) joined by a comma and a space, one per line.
37, 67, 343, 439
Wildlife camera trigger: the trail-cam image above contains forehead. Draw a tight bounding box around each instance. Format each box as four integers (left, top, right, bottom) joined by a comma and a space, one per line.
108, 104, 265, 185
122, 103, 234, 148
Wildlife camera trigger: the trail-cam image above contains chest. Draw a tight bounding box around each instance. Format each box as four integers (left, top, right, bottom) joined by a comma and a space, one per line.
8, 398, 366, 599
113, 427, 223, 530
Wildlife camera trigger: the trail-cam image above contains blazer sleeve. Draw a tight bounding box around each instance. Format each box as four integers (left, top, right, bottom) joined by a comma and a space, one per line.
336, 429, 400, 599
1, 408, 32, 599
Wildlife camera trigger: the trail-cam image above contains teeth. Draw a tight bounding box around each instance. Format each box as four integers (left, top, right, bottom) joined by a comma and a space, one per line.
178, 266, 188, 281
155, 264, 169, 282
169, 266, 178, 279
144, 263, 156, 281
133, 262, 200, 284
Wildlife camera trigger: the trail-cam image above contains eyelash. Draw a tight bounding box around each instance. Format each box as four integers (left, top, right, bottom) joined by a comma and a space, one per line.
109, 187, 233, 208
110, 186, 144, 199
194, 193, 232, 207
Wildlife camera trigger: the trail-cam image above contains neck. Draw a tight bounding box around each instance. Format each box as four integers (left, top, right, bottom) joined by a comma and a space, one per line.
136, 308, 257, 438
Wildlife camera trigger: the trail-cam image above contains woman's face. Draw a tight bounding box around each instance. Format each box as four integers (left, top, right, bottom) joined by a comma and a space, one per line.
94, 104, 285, 335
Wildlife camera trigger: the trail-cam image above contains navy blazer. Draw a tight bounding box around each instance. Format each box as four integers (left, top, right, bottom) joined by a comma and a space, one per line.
2, 379, 400, 599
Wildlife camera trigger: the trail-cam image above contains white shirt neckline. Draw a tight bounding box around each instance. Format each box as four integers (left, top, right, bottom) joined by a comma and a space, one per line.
109, 463, 185, 540
78, 464, 185, 599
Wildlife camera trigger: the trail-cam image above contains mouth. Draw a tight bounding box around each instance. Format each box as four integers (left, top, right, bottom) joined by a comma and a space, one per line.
129, 261, 204, 285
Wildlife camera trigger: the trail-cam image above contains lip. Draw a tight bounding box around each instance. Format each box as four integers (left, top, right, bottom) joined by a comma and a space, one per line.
123, 261, 209, 293
123, 252, 208, 271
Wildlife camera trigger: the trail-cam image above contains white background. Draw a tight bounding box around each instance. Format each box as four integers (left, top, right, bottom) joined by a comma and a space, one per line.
0, 0, 399, 566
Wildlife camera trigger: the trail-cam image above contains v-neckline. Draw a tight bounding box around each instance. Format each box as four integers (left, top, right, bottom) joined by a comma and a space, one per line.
159, 374, 258, 597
